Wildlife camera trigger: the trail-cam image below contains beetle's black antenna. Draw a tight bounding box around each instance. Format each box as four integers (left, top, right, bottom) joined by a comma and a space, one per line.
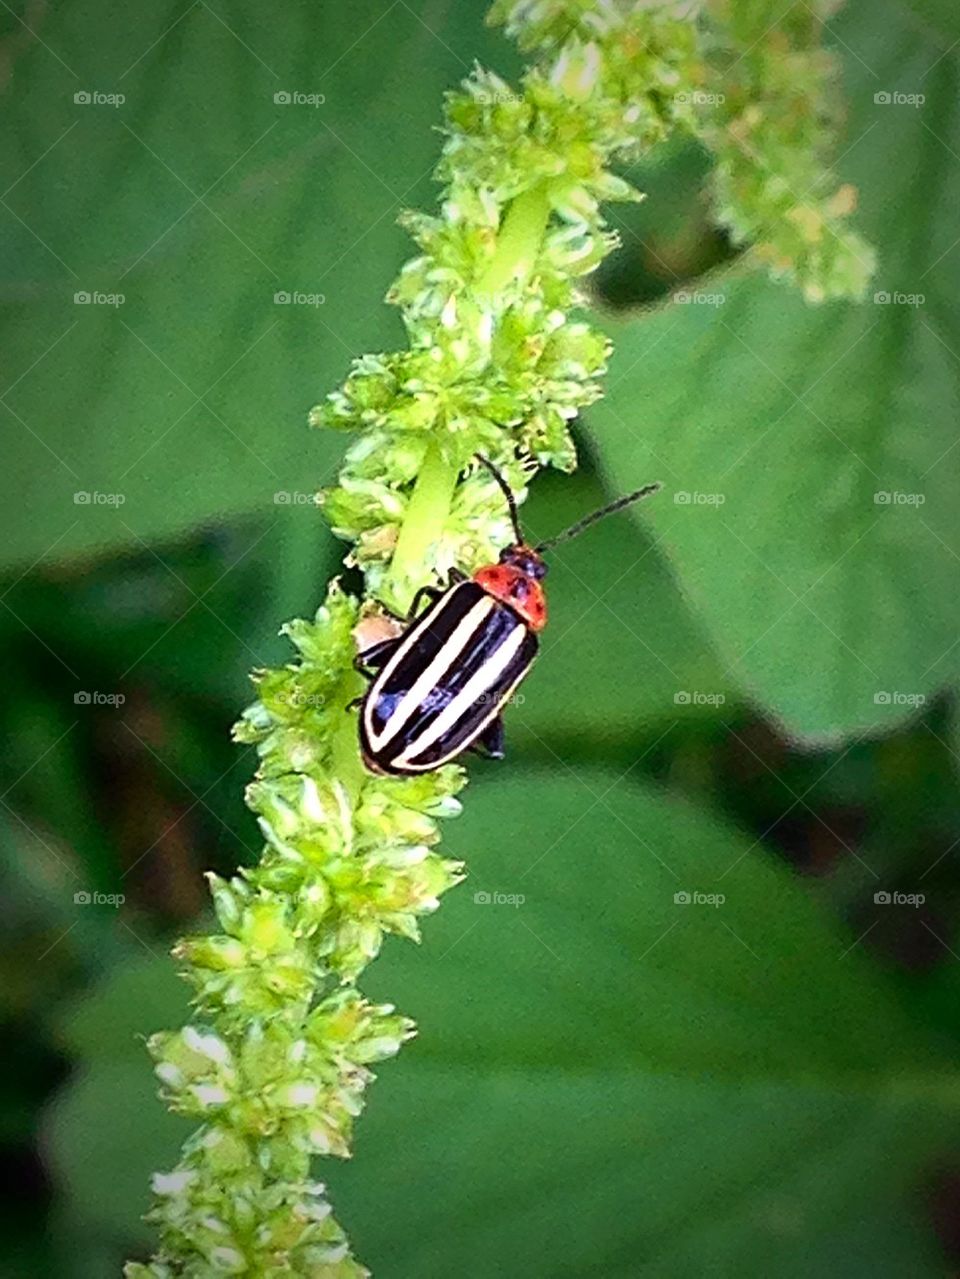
475, 453, 524, 545
536, 482, 661, 552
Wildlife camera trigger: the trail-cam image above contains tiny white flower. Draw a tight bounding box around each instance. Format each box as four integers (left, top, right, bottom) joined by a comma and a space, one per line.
441, 293, 458, 329
300, 775, 329, 824
550, 41, 603, 101
183, 1027, 231, 1067
306, 1124, 334, 1154
284, 1082, 319, 1107
192, 1084, 229, 1107
152, 1169, 194, 1196
209, 1246, 245, 1272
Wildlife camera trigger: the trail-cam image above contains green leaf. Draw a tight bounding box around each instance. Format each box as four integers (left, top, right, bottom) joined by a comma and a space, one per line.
902, 0, 960, 42
45, 1059, 191, 1249
45, 772, 958, 1272
0, 0, 512, 570
593, 4, 959, 737
341, 770, 957, 1276
44, 958, 192, 1247
55, 950, 190, 1064
511, 462, 739, 754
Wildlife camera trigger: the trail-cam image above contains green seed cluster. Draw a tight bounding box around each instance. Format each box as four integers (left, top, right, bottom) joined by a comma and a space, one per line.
702, 0, 875, 300
131, 3, 872, 1274
128, 588, 464, 1276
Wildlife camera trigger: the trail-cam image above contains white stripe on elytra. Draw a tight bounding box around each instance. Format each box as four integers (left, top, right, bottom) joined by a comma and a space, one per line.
362, 586, 464, 749
367, 593, 496, 751
395, 619, 527, 766
393, 660, 533, 772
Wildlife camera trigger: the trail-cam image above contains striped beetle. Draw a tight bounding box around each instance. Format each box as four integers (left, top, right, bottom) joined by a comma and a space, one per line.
357, 457, 660, 775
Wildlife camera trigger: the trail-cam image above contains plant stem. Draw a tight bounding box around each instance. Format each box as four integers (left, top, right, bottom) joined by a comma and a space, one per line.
384, 187, 552, 614
476, 183, 552, 298
332, 668, 367, 803
386, 437, 458, 612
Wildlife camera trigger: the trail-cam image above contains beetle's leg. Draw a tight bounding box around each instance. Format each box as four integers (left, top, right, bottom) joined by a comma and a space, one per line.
355, 578, 448, 679
472, 714, 505, 761
407, 583, 444, 621
403, 568, 469, 622
354, 636, 403, 679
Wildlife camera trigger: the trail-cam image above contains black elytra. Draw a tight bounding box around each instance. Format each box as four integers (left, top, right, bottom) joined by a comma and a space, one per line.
356, 456, 660, 776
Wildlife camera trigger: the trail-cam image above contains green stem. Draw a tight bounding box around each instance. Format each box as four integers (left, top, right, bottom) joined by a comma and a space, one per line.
332, 669, 367, 804
476, 183, 552, 298
382, 186, 553, 614
380, 187, 553, 616
386, 438, 458, 612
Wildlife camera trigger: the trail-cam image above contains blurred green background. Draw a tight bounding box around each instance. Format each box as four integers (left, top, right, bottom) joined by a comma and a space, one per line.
3, 1, 960, 1276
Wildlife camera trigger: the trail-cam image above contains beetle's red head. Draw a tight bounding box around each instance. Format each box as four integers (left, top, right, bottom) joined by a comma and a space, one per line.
499, 544, 548, 579
474, 543, 548, 632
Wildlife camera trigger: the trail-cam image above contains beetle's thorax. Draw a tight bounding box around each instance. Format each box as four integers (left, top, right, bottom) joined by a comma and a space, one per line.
473, 543, 548, 632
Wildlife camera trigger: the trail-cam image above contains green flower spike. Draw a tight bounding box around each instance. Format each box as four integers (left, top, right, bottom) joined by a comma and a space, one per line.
130, 2, 872, 1274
